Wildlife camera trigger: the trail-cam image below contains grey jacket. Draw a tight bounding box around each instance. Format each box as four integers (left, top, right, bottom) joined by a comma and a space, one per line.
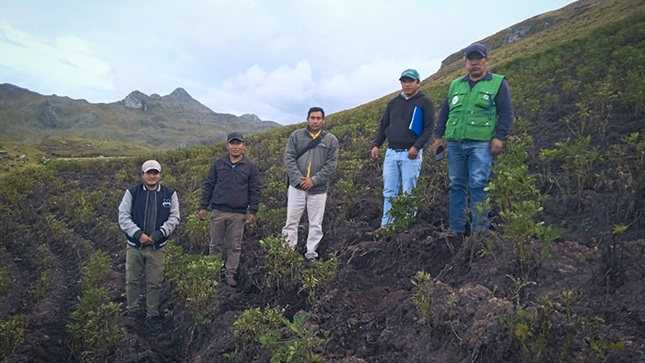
284, 128, 339, 194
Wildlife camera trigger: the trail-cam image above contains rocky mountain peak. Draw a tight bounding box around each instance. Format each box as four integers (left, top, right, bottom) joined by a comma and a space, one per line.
169, 87, 194, 102
240, 114, 261, 122
123, 91, 149, 110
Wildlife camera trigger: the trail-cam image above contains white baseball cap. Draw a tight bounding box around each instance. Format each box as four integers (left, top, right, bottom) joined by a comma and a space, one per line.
141, 160, 162, 173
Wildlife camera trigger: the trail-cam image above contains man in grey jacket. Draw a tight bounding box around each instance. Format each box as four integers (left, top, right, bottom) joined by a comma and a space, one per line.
282, 107, 339, 261
118, 160, 180, 333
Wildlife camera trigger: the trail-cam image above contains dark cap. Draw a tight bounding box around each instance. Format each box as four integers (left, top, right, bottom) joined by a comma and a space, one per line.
465, 43, 488, 58
227, 132, 244, 143
399, 69, 420, 81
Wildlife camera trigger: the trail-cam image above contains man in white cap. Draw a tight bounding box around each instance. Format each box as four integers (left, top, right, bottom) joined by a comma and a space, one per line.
371, 69, 435, 233
432, 43, 515, 236
118, 159, 180, 332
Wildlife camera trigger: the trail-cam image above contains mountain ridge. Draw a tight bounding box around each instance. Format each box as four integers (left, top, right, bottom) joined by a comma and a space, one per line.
0, 83, 281, 155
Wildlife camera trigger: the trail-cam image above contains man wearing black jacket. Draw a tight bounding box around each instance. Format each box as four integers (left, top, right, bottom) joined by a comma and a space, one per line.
199, 132, 260, 287
118, 159, 180, 332
371, 69, 435, 231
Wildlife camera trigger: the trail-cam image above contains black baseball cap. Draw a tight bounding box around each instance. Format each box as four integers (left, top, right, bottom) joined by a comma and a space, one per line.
227, 132, 244, 143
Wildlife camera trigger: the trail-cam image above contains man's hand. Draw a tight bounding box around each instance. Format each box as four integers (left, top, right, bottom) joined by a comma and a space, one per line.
370, 146, 379, 159
150, 230, 163, 242
246, 214, 256, 224
433, 139, 446, 155
198, 209, 208, 220
490, 138, 504, 155
139, 233, 155, 245
407, 146, 419, 159
299, 177, 315, 191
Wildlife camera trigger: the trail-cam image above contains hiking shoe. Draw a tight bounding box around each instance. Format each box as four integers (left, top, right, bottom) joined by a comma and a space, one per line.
145, 316, 162, 333
225, 275, 238, 287
126, 310, 138, 321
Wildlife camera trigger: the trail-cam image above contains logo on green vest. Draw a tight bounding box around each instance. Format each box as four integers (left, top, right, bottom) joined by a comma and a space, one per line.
451, 95, 459, 105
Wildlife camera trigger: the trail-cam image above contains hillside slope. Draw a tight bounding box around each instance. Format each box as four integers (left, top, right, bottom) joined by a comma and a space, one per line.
1, 0, 644, 362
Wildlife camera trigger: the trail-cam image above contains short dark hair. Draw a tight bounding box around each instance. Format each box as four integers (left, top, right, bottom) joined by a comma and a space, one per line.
308, 107, 325, 119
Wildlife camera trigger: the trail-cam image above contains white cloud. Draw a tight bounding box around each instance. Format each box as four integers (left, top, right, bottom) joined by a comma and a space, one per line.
0, 21, 112, 98
0, 0, 578, 123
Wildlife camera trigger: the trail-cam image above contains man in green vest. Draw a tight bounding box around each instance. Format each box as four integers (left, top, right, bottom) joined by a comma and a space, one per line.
432, 43, 515, 236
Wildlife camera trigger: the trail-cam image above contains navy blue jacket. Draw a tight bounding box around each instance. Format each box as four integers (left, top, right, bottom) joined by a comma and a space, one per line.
200, 155, 260, 214
118, 183, 181, 249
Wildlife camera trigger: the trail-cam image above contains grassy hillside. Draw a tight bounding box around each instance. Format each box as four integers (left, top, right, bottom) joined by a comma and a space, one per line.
1, 0, 644, 361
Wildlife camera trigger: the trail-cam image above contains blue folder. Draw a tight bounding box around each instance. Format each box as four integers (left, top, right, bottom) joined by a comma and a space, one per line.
409, 106, 423, 136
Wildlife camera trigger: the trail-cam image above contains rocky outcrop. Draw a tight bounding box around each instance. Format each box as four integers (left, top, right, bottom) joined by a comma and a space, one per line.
123, 91, 149, 111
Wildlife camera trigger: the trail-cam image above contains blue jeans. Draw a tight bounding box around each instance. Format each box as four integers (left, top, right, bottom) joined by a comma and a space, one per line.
447, 141, 492, 234
381, 148, 422, 227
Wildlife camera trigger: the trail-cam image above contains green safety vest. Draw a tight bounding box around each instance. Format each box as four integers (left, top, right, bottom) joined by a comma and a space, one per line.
444, 74, 505, 141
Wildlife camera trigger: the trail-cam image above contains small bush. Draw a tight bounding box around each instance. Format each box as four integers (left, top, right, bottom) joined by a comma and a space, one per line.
300, 255, 338, 305
385, 192, 418, 235
411, 271, 434, 322
260, 235, 303, 290
166, 251, 223, 324
68, 288, 123, 362
80, 250, 111, 291
0, 267, 9, 294
0, 314, 28, 359
233, 308, 327, 363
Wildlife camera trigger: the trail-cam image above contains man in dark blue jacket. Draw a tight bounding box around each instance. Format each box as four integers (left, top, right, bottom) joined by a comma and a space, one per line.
199, 132, 260, 287
118, 159, 180, 332
371, 69, 435, 232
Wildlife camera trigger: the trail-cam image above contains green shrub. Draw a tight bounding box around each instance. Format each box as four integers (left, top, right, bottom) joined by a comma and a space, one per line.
233, 308, 327, 363
0, 267, 8, 294
300, 255, 338, 305
411, 271, 434, 322
0, 314, 27, 359
166, 252, 223, 324
259, 235, 303, 290
68, 288, 123, 362
488, 132, 561, 271
255, 204, 287, 235
79, 250, 111, 291
385, 192, 418, 236
539, 135, 602, 201
31, 269, 52, 301
501, 292, 625, 362
261, 312, 327, 363
233, 307, 285, 346
184, 212, 210, 252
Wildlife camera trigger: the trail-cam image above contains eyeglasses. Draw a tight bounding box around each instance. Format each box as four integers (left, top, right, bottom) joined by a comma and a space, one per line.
309, 116, 323, 120
145, 170, 160, 175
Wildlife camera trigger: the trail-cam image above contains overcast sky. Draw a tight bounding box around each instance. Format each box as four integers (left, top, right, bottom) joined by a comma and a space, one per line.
1, 0, 576, 124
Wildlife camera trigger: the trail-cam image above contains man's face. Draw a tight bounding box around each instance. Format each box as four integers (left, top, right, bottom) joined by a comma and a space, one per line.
227, 140, 245, 157
142, 169, 161, 189
400, 78, 420, 97
307, 111, 325, 132
466, 53, 488, 80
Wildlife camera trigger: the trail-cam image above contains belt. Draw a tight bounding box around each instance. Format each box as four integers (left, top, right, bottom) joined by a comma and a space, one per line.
389, 148, 408, 152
